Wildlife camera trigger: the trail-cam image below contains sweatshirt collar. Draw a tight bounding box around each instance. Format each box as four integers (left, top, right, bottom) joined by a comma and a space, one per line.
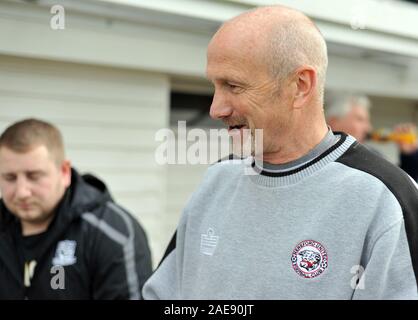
261, 128, 339, 173
247, 132, 357, 187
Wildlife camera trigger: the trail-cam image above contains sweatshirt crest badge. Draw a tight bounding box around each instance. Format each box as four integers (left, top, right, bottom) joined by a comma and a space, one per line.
291, 240, 328, 279
52, 240, 77, 266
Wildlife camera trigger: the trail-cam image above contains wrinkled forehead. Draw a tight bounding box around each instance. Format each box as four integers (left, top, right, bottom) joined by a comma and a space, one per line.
206, 26, 270, 82
208, 19, 268, 58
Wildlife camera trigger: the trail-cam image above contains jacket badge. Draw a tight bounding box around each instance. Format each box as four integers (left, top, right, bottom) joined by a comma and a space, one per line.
52, 240, 77, 266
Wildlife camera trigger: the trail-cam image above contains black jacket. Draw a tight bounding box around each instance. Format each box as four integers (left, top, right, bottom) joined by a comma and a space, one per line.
0, 168, 152, 300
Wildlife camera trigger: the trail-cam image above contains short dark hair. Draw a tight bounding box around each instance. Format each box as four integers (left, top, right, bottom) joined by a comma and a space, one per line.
0, 118, 65, 165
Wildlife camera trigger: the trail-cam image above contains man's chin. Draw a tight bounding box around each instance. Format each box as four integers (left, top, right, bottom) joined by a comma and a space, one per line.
14, 208, 45, 223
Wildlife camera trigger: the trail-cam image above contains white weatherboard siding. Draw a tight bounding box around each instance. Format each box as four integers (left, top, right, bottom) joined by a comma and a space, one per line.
0, 0, 211, 78
0, 55, 170, 266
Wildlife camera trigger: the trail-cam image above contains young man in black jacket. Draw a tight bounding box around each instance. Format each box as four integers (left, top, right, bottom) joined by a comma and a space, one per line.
0, 118, 152, 299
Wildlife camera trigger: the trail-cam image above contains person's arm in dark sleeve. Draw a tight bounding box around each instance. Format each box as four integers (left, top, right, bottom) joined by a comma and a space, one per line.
400, 150, 418, 181
394, 124, 418, 181
83, 202, 152, 300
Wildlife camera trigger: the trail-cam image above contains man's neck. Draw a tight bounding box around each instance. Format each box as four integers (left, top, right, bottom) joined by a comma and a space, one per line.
21, 215, 55, 236
261, 122, 329, 165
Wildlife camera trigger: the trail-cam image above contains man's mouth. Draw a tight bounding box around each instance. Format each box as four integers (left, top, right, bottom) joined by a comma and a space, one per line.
16, 203, 34, 210
228, 124, 247, 131
227, 125, 251, 140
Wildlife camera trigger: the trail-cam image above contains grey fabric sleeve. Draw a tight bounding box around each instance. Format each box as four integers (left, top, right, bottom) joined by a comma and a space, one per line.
142, 249, 179, 299
353, 220, 418, 300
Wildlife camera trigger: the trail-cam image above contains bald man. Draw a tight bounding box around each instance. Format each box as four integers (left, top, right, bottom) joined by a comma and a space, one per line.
143, 6, 418, 299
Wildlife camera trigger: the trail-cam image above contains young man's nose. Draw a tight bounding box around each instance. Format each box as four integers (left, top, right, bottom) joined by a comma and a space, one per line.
15, 177, 32, 199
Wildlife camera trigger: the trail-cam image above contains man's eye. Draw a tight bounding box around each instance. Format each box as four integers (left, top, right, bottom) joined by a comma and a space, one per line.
28, 173, 42, 181
226, 83, 242, 92
2, 175, 16, 182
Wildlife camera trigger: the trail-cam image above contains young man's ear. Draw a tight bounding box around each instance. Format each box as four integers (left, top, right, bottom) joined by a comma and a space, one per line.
293, 66, 317, 109
61, 160, 72, 188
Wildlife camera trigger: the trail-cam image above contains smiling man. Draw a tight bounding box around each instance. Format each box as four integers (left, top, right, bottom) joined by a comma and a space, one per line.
143, 5, 418, 299
0, 118, 152, 299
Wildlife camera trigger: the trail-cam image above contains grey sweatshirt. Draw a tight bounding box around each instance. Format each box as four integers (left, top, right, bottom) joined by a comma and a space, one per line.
143, 132, 418, 299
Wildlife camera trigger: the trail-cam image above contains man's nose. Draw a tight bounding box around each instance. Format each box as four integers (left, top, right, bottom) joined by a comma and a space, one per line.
15, 177, 31, 199
209, 92, 233, 120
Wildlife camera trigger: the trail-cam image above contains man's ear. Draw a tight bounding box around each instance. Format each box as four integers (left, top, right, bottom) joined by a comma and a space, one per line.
61, 160, 72, 188
293, 66, 317, 109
